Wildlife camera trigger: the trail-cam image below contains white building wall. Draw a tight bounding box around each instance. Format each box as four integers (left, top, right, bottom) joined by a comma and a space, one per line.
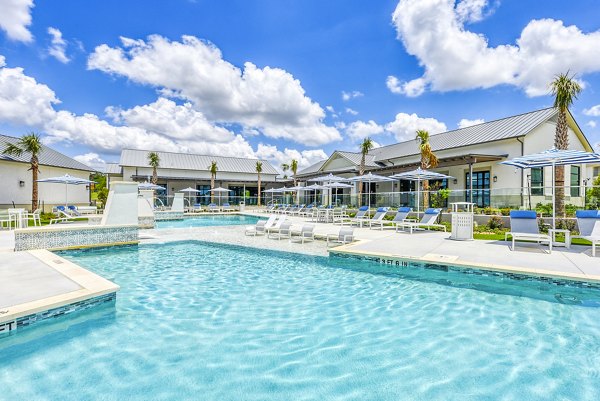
0, 160, 91, 210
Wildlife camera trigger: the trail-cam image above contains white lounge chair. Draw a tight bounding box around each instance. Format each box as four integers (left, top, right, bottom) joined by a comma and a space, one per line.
573, 210, 600, 257
336, 206, 369, 226
207, 203, 220, 213
222, 203, 234, 212
245, 215, 276, 236
370, 207, 412, 231
265, 215, 288, 235
367, 207, 390, 230
327, 227, 355, 247
504, 210, 551, 252
50, 210, 77, 224
396, 208, 446, 234
268, 221, 293, 240
290, 224, 315, 243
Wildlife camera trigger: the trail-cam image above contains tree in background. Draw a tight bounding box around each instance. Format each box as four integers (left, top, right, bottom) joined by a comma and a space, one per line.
550, 72, 582, 216
281, 163, 290, 179
147, 152, 160, 185
415, 129, 439, 209
2, 133, 43, 210
358, 137, 374, 207
256, 161, 263, 206
209, 161, 218, 203
290, 159, 298, 186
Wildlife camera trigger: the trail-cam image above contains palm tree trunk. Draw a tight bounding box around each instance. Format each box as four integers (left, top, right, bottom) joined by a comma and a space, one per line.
152, 167, 158, 185
31, 156, 39, 211
257, 175, 261, 206
211, 175, 215, 203
422, 179, 429, 210
555, 109, 569, 216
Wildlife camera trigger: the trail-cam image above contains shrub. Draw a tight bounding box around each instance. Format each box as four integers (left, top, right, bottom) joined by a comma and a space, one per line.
500, 208, 511, 216
535, 202, 553, 216
487, 215, 504, 230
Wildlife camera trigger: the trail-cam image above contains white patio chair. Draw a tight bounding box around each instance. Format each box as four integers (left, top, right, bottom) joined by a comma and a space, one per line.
504, 210, 551, 252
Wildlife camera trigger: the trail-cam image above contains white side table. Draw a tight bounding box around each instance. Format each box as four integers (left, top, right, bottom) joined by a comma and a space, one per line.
548, 229, 571, 249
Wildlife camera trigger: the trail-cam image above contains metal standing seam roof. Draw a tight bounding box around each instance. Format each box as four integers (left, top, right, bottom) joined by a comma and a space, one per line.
104, 163, 122, 174
335, 151, 379, 167
297, 159, 327, 175
119, 149, 279, 175
371, 107, 558, 162
0, 134, 95, 172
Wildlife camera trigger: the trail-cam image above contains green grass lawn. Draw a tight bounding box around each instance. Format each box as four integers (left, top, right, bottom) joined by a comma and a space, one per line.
474, 232, 593, 246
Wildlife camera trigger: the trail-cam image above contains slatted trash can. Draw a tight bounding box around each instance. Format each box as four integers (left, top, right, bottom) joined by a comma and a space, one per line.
450, 202, 474, 241
239, 202, 245, 212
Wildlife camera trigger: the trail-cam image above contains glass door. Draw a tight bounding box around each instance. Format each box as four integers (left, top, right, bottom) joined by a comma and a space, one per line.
465, 171, 490, 207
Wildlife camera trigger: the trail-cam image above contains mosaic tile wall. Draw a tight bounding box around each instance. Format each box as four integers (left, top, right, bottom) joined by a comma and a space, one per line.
15, 225, 139, 251
330, 251, 600, 290
154, 211, 184, 221
138, 216, 155, 228
0, 292, 116, 334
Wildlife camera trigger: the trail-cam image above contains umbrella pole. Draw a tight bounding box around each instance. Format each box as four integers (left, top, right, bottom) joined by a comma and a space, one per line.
552, 161, 556, 230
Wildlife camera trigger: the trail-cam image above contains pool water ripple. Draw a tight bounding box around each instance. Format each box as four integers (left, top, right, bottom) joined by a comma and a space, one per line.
1, 240, 600, 400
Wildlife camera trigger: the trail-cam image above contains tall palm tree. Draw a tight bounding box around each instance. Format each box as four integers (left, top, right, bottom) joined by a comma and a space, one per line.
358, 137, 374, 207
256, 161, 263, 206
281, 163, 290, 179
2, 133, 43, 210
415, 129, 439, 209
550, 72, 582, 216
147, 152, 160, 185
209, 161, 218, 203
290, 159, 298, 186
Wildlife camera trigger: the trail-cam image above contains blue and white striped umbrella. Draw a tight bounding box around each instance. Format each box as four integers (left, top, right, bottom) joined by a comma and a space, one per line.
138, 181, 166, 190
391, 168, 454, 214
500, 148, 600, 228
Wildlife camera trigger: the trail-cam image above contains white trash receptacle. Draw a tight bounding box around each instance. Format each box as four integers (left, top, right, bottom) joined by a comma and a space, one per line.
450, 202, 474, 241
239, 202, 245, 212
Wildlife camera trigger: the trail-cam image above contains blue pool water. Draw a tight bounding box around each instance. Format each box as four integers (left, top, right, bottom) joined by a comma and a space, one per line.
155, 214, 261, 229
2, 241, 600, 401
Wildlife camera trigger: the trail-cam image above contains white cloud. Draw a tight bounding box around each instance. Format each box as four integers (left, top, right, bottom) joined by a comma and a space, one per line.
345, 120, 384, 140
345, 107, 358, 115
73, 153, 105, 170
47, 27, 70, 63
455, 0, 495, 24
586, 120, 596, 128
391, 0, 600, 97
386, 75, 426, 97
341, 90, 363, 101
87, 35, 341, 146
325, 105, 335, 113
583, 105, 600, 117
255, 144, 328, 172
385, 112, 447, 142
458, 118, 485, 128
0, 0, 34, 43
0, 58, 59, 126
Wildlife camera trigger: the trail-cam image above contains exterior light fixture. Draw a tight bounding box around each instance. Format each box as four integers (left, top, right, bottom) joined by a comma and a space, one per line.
493, 175, 498, 183
19, 180, 25, 187
453, 179, 458, 185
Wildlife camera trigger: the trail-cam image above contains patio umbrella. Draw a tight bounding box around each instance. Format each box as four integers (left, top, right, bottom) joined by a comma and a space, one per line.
299, 183, 327, 205
324, 182, 353, 206
308, 173, 348, 183
179, 187, 200, 207
500, 148, 600, 229
263, 188, 281, 204
210, 187, 232, 205
36, 174, 95, 208
391, 168, 454, 215
347, 172, 395, 208
138, 181, 166, 191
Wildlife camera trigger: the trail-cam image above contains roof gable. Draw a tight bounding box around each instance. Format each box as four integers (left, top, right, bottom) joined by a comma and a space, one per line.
0, 134, 94, 172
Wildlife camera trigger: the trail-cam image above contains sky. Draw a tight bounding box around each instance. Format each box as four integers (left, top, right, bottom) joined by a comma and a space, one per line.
1, 0, 600, 172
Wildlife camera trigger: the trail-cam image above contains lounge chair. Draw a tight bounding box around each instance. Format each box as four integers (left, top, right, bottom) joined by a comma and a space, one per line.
367, 207, 390, 230
327, 227, 355, 247
336, 206, 369, 226
504, 210, 551, 252
370, 207, 412, 231
192, 203, 204, 212
290, 205, 305, 216
299, 204, 314, 218
268, 221, 293, 240
573, 210, 600, 256
265, 215, 288, 235
290, 224, 315, 243
50, 210, 77, 224
245, 215, 276, 236
207, 203, 220, 213
68, 205, 82, 216
222, 203, 233, 212
396, 208, 446, 234
262, 204, 276, 213
275, 205, 290, 215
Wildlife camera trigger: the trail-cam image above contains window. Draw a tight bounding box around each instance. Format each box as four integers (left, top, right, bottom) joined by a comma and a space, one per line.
593, 166, 600, 177
465, 171, 490, 207
571, 166, 580, 197
530, 168, 544, 196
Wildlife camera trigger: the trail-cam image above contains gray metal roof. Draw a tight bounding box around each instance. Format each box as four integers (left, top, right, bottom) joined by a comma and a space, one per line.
371, 108, 558, 162
0, 134, 95, 172
297, 159, 327, 176
104, 163, 122, 175
120, 148, 279, 175
335, 151, 379, 167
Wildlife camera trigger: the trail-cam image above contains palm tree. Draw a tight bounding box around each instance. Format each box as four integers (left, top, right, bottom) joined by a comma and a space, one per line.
256, 161, 263, 206
147, 152, 160, 185
415, 129, 439, 209
290, 159, 298, 186
358, 137, 374, 207
209, 161, 218, 203
2, 133, 43, 210
281, 163, 290, 179
550, 72, 582, 216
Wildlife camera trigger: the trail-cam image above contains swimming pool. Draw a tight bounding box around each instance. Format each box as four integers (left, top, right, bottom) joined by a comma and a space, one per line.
2, 241, 600, 400
155, 214, 261, 229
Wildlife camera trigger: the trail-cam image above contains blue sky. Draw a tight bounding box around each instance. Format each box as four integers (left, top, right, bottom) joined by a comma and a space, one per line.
1, 0, 599, 171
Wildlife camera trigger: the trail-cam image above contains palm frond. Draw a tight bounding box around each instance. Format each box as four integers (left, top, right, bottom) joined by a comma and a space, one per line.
2, 142, 24, 157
